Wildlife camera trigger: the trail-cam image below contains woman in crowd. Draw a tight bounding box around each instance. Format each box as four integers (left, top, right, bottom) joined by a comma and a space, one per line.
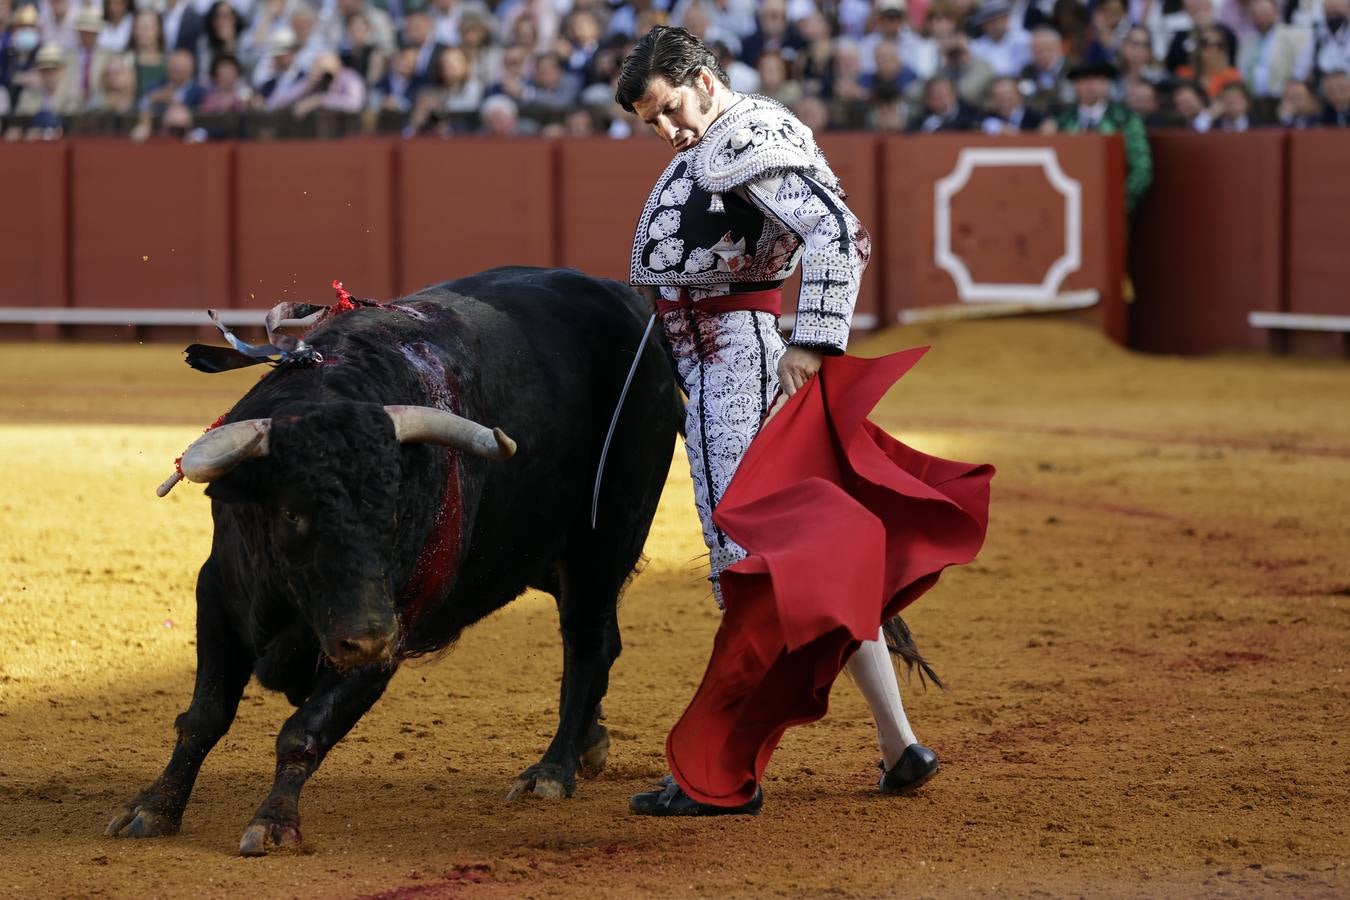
1115, 24, 1165, 89
92, 52, 137, 112
457, 11, 499, 89
199, 52, 252, 111
408, 45, 482, 134
340, 11, 387, 88
98, 0, 133, 52
129, 9, 166, 99
1176, 23, 1241, 99
200, 0, 245, 79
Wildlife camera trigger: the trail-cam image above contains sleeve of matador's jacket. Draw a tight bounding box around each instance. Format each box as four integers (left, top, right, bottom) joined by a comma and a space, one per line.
742, 171, 872, 355
1120, 107, 1154, 213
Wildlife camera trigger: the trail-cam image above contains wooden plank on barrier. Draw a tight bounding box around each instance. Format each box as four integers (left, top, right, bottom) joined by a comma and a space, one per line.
235, 141, 396, 306
0, 144, 68, 318
882, 133, 1126, 341
1131, 132, 1285, 354
397, 140, 555, 294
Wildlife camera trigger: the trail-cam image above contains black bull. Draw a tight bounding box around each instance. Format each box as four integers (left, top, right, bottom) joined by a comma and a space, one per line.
107, 267, 681, 855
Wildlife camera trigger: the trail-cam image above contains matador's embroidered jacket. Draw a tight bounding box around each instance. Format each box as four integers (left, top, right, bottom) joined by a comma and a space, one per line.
629, 94, 871, 354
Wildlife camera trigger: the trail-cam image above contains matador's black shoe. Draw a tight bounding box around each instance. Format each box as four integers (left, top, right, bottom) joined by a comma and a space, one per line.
629, 775, 764, 817
879, 744, 940, 794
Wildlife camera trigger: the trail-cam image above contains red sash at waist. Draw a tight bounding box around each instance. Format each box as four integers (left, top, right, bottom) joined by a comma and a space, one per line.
656, 288, 782, 317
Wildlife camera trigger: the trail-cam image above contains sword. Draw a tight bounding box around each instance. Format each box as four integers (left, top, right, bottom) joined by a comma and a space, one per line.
591, 312, 658, 529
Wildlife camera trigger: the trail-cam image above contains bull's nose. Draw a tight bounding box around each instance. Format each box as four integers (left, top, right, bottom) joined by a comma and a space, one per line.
333, 633, 393, 666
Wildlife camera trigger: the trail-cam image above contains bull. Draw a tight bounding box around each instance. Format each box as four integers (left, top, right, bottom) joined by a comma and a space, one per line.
106, 267, 680, 855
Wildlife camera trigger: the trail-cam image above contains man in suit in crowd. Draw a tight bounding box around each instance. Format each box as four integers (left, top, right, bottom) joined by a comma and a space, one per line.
981, 74, 1045, 130
908, 73, 980, 131
1237, 0, 1311, 112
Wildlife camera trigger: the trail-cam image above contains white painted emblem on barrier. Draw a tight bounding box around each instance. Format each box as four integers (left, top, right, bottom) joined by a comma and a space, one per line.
934, 148, 1081, 303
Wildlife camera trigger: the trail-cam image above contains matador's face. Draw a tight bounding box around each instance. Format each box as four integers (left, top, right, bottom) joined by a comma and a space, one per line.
633, 69, 722, 153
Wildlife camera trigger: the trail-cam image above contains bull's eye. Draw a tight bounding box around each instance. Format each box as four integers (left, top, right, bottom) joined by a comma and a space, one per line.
281, 507, 300, 525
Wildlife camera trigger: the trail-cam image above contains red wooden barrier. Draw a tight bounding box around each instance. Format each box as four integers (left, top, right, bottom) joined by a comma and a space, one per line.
1130, 132, 1285, 355
69, 142, 232, 310
396, 139, 555, 294
555, 137, 671, 282
234, 140, 396, 305
1286, 131, 1350, 317
0, 144, 68, 317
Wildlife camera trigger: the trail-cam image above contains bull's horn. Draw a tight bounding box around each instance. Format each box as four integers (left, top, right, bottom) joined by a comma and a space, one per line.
179, 419, 272, 483
384, 405, 516, 460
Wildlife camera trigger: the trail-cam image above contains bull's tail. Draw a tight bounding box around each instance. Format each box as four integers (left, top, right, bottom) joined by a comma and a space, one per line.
881, 615, 945, 690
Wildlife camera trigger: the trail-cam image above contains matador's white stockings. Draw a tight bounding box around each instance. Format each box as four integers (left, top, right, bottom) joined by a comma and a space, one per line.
845, 629, 919, 770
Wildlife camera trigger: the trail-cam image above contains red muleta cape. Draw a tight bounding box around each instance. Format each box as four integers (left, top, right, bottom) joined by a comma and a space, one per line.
665, 347, 995, 807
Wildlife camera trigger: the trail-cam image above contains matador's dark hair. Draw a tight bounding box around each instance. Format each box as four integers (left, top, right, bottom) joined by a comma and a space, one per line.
614, 25, 730, 113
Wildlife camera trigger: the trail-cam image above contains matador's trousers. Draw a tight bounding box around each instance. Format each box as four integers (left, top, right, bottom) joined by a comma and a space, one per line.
662, 307, 786, 604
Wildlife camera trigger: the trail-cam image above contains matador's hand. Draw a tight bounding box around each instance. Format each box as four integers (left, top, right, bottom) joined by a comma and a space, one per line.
777, 346, 823, 397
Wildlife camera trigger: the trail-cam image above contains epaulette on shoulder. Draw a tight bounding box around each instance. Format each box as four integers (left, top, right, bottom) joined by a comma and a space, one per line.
690, 95, 842, 195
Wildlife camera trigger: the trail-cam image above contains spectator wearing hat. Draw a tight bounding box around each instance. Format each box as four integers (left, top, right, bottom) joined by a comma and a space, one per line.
907, 72, 979, 130
98, 0, 133, 53
981, 73, 1045, 130
1237, 0, 1310, 106
1273, 77, 1320, 126
14, 41, 79, 118
4, 3, 44, 110
1017, 24, 1074, 115
970, 0, 1031, 76
1321, 67, 1350, 124
253, 26, 305, 99
239, 0, 287, 68
862, 0, 935, 78
1058, 61, 1153, 213
66, 5, 119, 109
1177, 23, 1243, 97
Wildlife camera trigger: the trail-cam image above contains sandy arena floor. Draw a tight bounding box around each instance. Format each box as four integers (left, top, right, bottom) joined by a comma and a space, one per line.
1, 319, 1348, 899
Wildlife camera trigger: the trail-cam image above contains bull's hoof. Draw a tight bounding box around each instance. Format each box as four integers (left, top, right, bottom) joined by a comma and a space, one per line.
106, 803, 180, 838
238, 819, 303, 857
505, 763, 575, 801
578, 724, 611, 779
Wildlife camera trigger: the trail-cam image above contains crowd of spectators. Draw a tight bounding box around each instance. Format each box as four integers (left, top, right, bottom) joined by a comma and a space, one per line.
1, 0, 1348, 141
